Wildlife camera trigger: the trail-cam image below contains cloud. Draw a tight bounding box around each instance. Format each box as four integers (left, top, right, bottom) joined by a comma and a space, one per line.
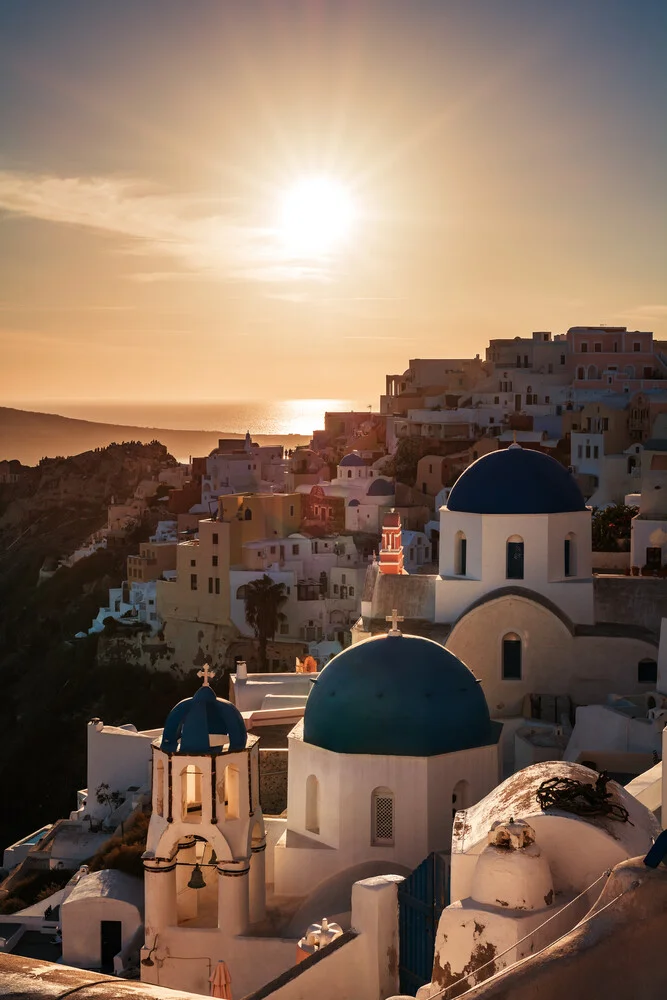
0, 170, 329, 284
615, 304, 667, 323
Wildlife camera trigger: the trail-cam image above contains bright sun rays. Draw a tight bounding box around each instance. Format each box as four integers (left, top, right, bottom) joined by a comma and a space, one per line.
278, 176, 355, 257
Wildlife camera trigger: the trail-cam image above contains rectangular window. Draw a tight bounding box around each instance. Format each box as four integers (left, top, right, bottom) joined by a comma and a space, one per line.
212, 533, 218, 545
581, 343, 588, 353
428, 464, 433, 474
290, 505, 295, 516
342, 574, 346, 584
279, 622, 289, 635
545, 396, 550, 404
190, 559, 196, 567
506, 542, 524, 580
593, 446, 599, 459
638, 659, 658, 684
215, 578, 220, 595
502, 637, 522, 679
270, 546, 276, 554
190, 574, 197, 591
212, 555, 218, 567
594, 343, 602, 352
560, 354, 566, 365
577, 445, 583, 459
349, 586, 355, 596
646, 547, 662, 570
208, 577, 213, 594
634, 343, 641, 352
292, 544, 299, 555
372, 794, 394, 845
333, 584, 339, 594
494, 396, 500, 404
585, 445, 591, 458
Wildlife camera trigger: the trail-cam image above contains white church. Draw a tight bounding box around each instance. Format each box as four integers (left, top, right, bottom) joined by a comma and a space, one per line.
356, 444, 661, 718
138, 627, 503, 996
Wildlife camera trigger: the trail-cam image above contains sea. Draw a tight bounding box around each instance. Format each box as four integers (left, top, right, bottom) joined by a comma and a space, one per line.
18, 398, 369, 438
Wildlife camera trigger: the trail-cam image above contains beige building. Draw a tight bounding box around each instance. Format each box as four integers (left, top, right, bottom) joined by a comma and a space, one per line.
127, 541, 177, 584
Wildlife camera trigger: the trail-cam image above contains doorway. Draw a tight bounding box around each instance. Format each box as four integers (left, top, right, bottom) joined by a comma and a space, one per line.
100, 920, 122, 972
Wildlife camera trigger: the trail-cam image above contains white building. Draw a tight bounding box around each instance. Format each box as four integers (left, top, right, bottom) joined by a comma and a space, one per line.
273, 630, 502, 902
417, 760, 658, 998
88, 580, 160, 635
630, 431, 667, 571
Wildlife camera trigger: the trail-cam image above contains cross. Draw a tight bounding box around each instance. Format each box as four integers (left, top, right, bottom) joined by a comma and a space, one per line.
386, 609, 404, 635
197, 663, 215, 687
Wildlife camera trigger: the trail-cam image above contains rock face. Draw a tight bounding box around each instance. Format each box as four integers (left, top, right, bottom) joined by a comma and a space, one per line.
0, 441, 192, 857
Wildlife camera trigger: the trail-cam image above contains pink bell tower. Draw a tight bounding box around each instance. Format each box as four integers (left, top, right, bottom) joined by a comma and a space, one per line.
379, 510, 406, 575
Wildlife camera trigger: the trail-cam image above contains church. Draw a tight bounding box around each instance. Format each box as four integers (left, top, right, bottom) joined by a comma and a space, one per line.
356, 445, 660, 720
140, 628, 503, 996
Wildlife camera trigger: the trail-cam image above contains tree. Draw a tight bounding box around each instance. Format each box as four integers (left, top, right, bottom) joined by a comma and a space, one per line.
591, 503, 638, 552
96, 783, 125, 832
243, 575, 288, 671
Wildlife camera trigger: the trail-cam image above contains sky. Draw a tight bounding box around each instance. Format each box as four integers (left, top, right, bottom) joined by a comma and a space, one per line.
0, 0, 666, 416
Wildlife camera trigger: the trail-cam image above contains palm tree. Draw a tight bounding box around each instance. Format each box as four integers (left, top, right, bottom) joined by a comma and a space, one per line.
244, 575, 288, 671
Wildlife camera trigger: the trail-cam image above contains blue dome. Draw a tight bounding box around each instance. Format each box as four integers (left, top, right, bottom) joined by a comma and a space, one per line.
367, 478, 394, 496
161, 685, 247, 755
303, 634, 498, 756
447, 446, 586, 515
339, 452, 367, 467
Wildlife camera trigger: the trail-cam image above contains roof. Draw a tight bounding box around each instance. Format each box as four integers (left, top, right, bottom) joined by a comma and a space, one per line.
339, 452, 368, 467
62, 870, 144, 912
447, 445, 587, 515
161, 684, 247, 755
366, 478, 394, 496
303, 633, 500, 757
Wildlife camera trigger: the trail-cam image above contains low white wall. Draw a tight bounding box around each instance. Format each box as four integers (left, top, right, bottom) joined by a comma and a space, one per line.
62, 898, 142, 970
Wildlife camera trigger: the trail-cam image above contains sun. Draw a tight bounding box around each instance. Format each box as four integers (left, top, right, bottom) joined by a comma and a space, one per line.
279, 176, 355, 256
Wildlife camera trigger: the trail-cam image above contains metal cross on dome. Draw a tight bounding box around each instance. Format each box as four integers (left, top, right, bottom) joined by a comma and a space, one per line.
386, 608, 404, 635
197, 663, 215, 687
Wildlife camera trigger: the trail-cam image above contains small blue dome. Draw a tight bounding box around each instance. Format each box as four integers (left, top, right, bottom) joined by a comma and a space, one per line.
303, 634, 498, 756
348, 498, 360, 506
339, 452, 367, 467
367, 478, 394, 497
447, 446, 586, 515
161, 685, 247, 755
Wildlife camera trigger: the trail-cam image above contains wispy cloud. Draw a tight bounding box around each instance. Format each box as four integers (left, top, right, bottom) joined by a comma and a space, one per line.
0, 170, 328, 284
615, 304, 667, 323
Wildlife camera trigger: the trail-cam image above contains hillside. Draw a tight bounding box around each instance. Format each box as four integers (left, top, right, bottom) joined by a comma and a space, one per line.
0, 442, 196, 852
0, 407, 309, 466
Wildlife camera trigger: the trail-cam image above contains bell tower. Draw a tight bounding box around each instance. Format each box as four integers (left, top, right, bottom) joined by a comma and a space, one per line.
141, 665, 266, 996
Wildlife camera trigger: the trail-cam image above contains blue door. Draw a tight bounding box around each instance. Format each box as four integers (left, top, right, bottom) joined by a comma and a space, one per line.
398, 853, 450, 995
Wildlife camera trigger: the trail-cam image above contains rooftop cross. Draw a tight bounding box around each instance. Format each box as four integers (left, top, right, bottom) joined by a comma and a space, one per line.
197, 663, 216, 687
386, 608, 405, 635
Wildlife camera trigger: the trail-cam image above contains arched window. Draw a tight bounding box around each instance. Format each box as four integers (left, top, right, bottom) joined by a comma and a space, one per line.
181, 764, 203, 823
506, 535, 524, 580
564, 532, 576, 577
502, 633, 522, 680
587, 365, 598, 380
244, 508, 252, 521
452, 779, 469, 820
305, 774, 320, 834
625, 365, 635, 379
371, 787, 394, 846
224, 764, 240, 820
236, 585, 247, 600
155, 759, 164, 817
455, 531, 467, 576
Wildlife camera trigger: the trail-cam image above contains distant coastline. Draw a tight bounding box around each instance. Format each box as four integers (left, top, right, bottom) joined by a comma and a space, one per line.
0, 406, 312, 466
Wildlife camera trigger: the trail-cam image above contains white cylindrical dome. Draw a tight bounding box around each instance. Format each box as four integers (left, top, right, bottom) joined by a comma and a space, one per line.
471, 842, 554, 911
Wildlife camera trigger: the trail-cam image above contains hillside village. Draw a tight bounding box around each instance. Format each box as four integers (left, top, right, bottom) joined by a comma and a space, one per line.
4, 323, 667, 998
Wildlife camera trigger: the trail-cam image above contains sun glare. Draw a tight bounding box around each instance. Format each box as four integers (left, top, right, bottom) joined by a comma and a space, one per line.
279, 176, 355, 256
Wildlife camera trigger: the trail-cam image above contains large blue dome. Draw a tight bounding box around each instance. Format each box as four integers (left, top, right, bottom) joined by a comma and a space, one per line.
447, 446, 586, 515
161, 685, 247, 755
303, 634, 498, 756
